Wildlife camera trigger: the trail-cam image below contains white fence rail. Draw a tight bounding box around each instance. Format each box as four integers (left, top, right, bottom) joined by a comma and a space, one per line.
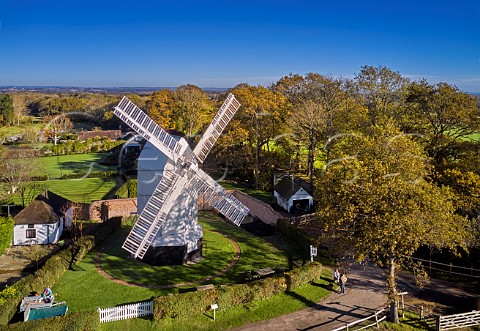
331, 308, 387, 331
410, 256, 480, 279
437, 310, 480, 331
98, 301, 153, 323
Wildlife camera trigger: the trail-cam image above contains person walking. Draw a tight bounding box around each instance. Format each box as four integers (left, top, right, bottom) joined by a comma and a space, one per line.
334, 268, 340, 284
340, 273, 347, 294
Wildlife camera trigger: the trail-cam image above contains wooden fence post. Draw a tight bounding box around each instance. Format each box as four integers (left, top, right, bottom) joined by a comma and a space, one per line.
436, 315, 441, 331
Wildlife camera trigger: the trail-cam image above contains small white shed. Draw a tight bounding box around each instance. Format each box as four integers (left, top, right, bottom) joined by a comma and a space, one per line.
13, 191, 73, 246
274, 176, 313, 214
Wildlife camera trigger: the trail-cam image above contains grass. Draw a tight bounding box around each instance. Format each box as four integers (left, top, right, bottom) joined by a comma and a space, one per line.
464, 131, 480, 142
44, 177, 119, 203
0, 122, 44, 138
219, 181, 273, 204
99, 228, 237, 286
99, 274, 332, 331
53, 212, 305, 312
99, 212, 296, 287
38, 153, 117, 178
6, 177, 119, 205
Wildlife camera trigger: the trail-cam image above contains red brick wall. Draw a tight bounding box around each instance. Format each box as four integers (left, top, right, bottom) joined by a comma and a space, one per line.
80, 198, 137, 221
79, 195, 223, 221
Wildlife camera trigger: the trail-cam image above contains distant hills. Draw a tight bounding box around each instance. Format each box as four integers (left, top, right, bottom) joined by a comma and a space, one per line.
0, 86, 229, 94
1, 86, 478, 96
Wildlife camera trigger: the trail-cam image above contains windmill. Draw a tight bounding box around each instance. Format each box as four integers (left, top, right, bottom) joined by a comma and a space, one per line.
114, 93, 249, 264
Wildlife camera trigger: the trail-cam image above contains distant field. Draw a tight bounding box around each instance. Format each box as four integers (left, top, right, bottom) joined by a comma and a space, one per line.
39, 153, 117, 178
0, 123, 44, 138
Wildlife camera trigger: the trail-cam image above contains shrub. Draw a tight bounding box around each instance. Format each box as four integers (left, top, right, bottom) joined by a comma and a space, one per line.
153, 263, 322, 321
154, 289, 218, 320
276, 219, 317, 257
285, 262, 323, 290
0, 217, 120, 326
60, 171, 118, 180
0, 217, 14, 256
0, 311, 99, 331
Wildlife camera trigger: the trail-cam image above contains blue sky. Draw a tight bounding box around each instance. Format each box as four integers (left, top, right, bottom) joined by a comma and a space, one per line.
0, 0, 479, 91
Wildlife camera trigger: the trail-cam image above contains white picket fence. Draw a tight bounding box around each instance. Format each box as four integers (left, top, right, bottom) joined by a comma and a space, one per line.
98, 300, 153, 323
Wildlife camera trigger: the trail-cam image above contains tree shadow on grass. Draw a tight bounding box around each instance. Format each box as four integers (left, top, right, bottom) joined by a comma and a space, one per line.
284, 290, 317, 307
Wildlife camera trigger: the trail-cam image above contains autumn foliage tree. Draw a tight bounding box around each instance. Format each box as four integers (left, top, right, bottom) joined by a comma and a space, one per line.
316, 124, 470, 323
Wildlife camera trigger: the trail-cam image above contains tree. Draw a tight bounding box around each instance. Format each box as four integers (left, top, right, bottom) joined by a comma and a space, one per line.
0, 94, 14, 126
405, 80, 480, 162
146, 89, 175, 128
0, 217, 14, 256
173, 85, 214, 138
10, 93, 28, 125
275, 73, 349, 186
43, 115, 74, 145
231, 84, 288, 189
0, 149, 42, 195
17, 182, 48, 208
355, 65, 408, 126
316, 124, 470, 323
287, 99, 327, 186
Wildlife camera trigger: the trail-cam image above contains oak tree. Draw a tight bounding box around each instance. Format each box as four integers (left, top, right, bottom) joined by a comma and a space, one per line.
316, 124, 470, 323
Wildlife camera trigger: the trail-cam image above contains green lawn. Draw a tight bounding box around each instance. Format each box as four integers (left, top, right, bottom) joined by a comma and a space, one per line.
39, 153, 117, 178
99, 274, 333, 331
44, 177, 119, 203
220, 181, 273, 204
53, 212, 304, 312
7, 176, 119, 205
53, 211, 333, 330
98, 212, 295, 287
100, 228, 237, 286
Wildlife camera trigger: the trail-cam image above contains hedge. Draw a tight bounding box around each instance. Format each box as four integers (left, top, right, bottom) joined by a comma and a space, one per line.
0, 217, 121, 326
0, 311, 99, 331
115, 179, 137, 198
60, 171, 118, 180
0, 217, 14, 256
153, 262, 323, 321
276, 219, 317, 257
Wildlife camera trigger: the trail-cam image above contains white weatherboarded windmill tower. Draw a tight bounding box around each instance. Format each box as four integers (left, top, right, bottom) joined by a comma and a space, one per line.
114, 93, 249, 265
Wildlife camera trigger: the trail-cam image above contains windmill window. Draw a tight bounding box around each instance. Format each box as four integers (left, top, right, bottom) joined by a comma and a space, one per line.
28, 224, 35, 228
26, 229, 36, 238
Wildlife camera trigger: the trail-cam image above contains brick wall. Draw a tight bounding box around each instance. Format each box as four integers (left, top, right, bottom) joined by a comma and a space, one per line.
79, 198, 137, 221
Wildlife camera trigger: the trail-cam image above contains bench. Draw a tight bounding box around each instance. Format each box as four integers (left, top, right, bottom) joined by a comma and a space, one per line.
196, 284, 215, 291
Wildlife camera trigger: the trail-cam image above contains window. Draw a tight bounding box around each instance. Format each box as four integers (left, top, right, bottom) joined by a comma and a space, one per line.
26, 229, 36, 238
28, 224, 35, 228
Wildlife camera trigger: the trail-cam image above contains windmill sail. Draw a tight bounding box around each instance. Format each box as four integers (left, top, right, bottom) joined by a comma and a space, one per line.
123, 170, 189, 259
192, 93, 241, 163
114, 93, 249, 260
189, 168, 249, 226
114, 96, 184, 159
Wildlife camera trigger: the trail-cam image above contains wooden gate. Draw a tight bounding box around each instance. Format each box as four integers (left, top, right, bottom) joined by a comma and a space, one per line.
437, 310, 480, 330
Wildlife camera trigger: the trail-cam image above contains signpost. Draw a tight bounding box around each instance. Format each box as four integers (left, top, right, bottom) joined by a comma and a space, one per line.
310, 245, 317, 262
